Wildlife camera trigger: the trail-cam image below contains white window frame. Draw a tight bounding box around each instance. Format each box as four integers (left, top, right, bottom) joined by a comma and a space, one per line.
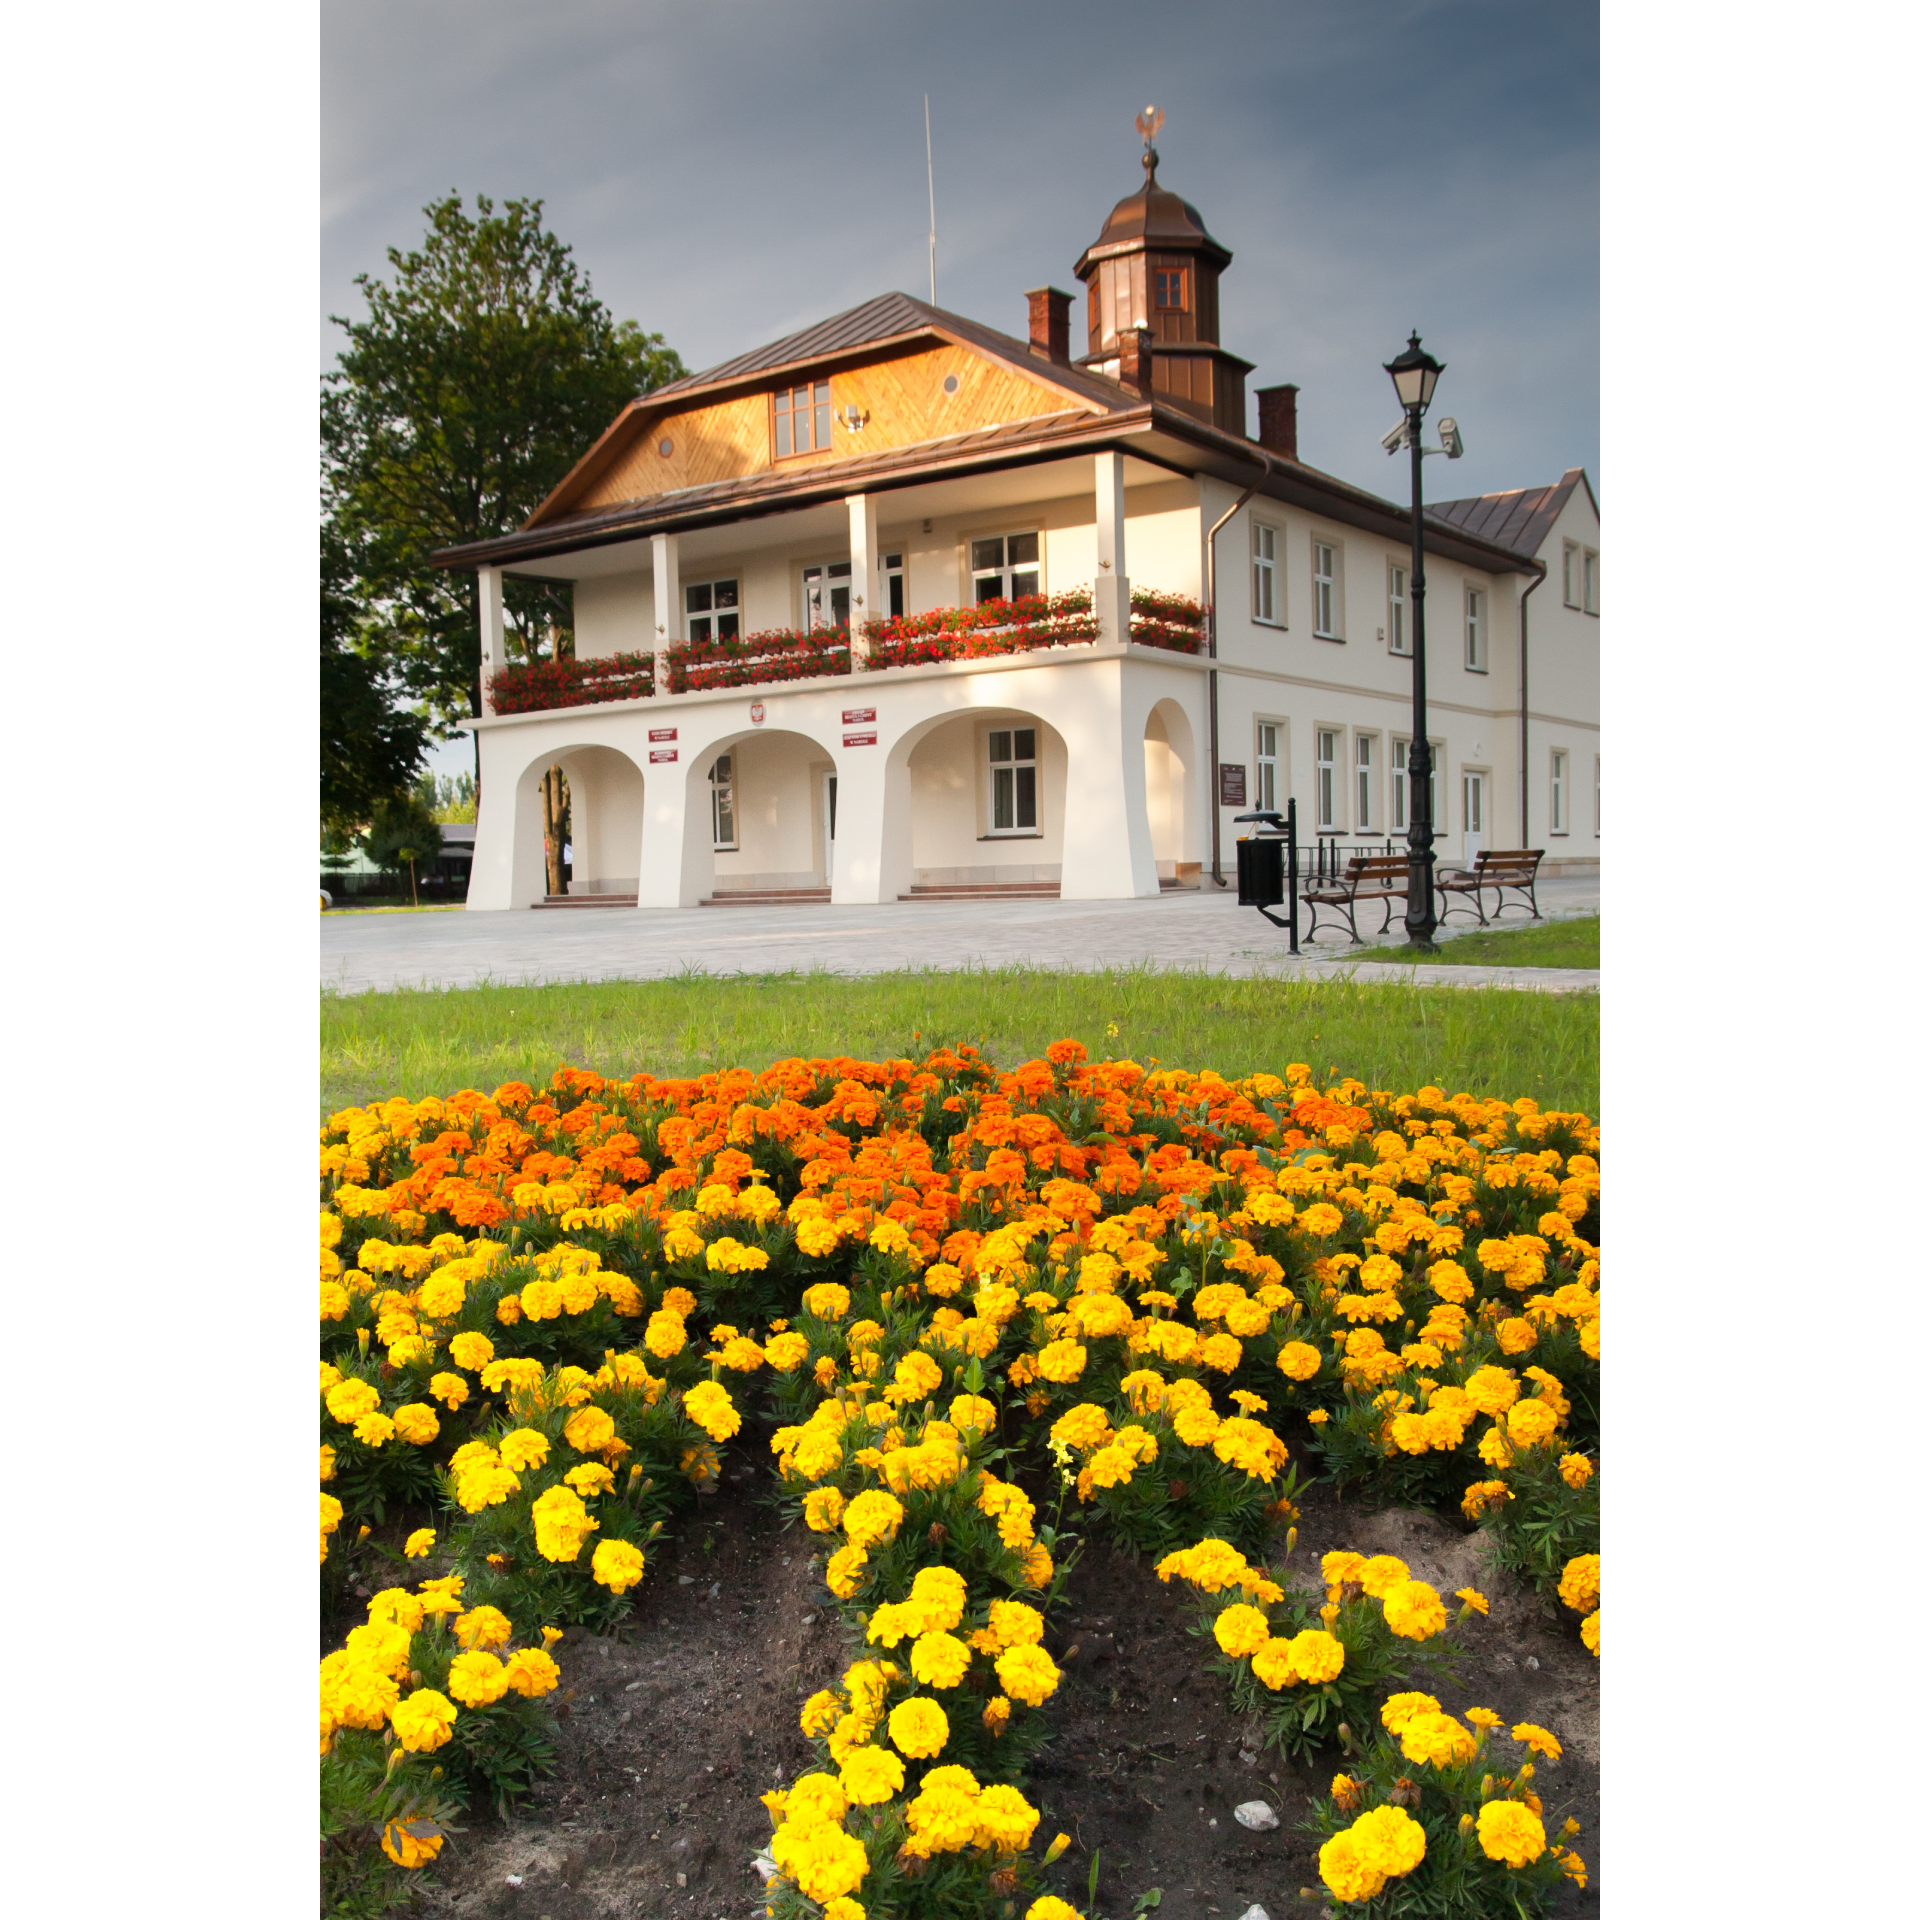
711, 753, 738, 852
1563, 540, 1580, 608
1311, 538, 1342, 640
1387, 564, 1408, 655
1593, 754, 1601, 838
1582, 548, 1600, 616
1314, 726, 1341, 832
801, 560, 854, 632
969, 530, 1042, 608
882, 550, 906, 620
686, 577, 741, 644
984, 724, 1041, 836
1354, 732, 1378, 834
1464, 584, 1487, 672
1391, 737, 1409, 834
1461, 767, 1485, 838
1254, 719, 1283, 814
1549, 749, 1569, 836
1251, 521, 1281, 627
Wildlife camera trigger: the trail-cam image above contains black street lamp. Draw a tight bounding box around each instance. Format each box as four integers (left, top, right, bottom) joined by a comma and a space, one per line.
1384, 331, 1445, 948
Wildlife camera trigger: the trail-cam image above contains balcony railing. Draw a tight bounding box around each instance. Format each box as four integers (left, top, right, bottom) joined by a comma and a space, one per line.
487, 650, 654, 713
485, 586, 1210, 715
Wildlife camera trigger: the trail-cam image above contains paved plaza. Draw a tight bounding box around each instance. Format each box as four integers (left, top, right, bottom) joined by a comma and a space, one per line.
321, 874, 1598, 996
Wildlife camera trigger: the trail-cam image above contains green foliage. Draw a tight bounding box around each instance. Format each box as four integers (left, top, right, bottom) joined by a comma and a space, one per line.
363, 794, 444, 893
417, 770, 477, 823
322, 521, 427, 832
322, 192, 684, 732
320, 1732, 462, 1917
1474, 1447, 1599, 1597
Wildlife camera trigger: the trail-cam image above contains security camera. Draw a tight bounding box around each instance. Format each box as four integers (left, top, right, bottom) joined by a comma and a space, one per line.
1436, 417, 1464, 459
1380, 419, 1411, 454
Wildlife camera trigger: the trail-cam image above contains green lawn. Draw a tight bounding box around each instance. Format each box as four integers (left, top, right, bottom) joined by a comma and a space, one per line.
321, 968, 1597, 1119
1355, 914, 1599, 970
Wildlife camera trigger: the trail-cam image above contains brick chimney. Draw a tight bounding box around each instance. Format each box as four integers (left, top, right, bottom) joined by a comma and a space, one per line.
1024, 286, 1073, 365
1255, 384, 1298, 460
1116, 324, 1153, 398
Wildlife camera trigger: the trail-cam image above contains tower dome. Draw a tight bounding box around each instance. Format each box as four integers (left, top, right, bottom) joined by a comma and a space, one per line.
1072, 123, 1252, 436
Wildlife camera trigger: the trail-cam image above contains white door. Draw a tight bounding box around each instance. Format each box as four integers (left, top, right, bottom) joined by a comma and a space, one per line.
821, 771, 838, 882
1461, 772, 1484, 865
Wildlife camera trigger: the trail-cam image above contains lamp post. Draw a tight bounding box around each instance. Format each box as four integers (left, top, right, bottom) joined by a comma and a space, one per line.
1385, 332, 1445, 948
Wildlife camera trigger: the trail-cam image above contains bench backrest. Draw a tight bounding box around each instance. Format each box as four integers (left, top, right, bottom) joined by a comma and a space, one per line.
1352, 856, 1411, 878
1473, 849, 1543, 875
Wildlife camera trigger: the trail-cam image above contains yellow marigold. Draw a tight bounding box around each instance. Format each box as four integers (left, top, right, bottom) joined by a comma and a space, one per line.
1382, 1579, 1449, 1642
975, 1780, 1041, 1853
1250, 1637, 1296, 1689
1558, 1451, 1593, 1489
1399, 1711, 1478, 1767
764, 1331, 810, 1372
1379, 1690, 1443, 1734
837, 1743, 906, 1806
1557, 1553, 1600, 1615
911, 1631, 972, 1690
1466, 1706, 1504, 1730
682, 1380, 741, 1442
380, 1818, 445, 1870
1581, 1610, 1600, 1658
1476, 1799, 1547, 1867
426, 1371, 469, 1411
1510, 1721, 1562, 1760
770, 1821, 869, 1904
804, 1486, 845, 1532
1035, 1339, 1087, 1383
390, 1688, 458, 1753
498, 1428, 550, 1472
502, 1647, 561, 1697
1461, 1479, 1510, 1521
888, 1695, 950, 1758
530, 1484, 598, 1563
825, 1542, 869, 1598
1281, 1629, 1341, 1685
843, 1488, 906, 1548
995, 1643, 1060, 1707
801, 1688, 842, 1737
982, 1695, 1012, 1735
909, 1564, 968, 1632
948, 1393, 996, 1433
1275, 1339, 1321, 1382
1213, 1603, 1271, 1659
1454, 1587, 1490, 1618
403, 1527, 435, 1559
1358, 1554, 1410, 1599
1026, 1901, 1085, 1920
1505, 1397, 1560, 1450
446, 1650, 510, 1707
325, 1377, 382, 1425
1462, 1365, 1519, 1416
447, 1330, 494, 1371
591, 1538, 646, 1594
563, 1405, 618, 1453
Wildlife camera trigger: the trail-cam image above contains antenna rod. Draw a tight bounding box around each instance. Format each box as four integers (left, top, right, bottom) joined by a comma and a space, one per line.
925, 94, 937, 306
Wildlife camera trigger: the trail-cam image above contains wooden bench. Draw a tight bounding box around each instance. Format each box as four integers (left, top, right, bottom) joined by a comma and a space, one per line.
1304, 855, 1412, 944
1436, 849, 1544, 926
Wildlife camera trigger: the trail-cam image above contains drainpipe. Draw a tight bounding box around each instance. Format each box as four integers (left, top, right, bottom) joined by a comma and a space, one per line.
1204, 450, 1275, 886
1519, 570, 1542, 845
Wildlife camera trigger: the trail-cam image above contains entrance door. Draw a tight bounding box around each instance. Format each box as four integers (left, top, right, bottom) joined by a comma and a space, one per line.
821, 771, 838, 882
804, 562, 853, 630
1461, 771, 1485, 866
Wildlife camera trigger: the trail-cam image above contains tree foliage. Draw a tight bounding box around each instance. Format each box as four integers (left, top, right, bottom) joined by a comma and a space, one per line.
322, 193, 684, 741
321, 521, 428, 832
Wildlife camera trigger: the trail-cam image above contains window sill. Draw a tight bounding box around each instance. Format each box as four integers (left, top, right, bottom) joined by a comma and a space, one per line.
1465, 665, 1489, 675
1251, 617, 1288, 631
979, 833, 1042, 842
1312, 631, 1344, 644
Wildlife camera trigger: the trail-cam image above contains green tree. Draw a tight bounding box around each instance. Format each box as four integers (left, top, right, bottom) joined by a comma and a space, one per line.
322, 193, 684, 739
322, 520, 428, 832
364, 793, 445, 908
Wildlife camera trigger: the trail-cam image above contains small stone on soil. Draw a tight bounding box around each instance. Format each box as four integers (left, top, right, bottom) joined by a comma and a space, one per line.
1233, 1801, 1279, 1831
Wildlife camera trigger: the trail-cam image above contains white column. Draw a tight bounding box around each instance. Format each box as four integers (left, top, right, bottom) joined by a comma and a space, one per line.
1093, 450, 1130, 646
829, 736, 913, 905
847, 493, 881, 667
1055, 657, 1159, 899
636, 752, 712, 908
477, 565, 506, 716
650, 532, 681, 688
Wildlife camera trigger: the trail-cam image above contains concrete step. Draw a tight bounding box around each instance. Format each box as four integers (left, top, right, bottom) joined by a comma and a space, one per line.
699, 888, 832, 907
533, 894, 636, 909
901, 883, 1061, 900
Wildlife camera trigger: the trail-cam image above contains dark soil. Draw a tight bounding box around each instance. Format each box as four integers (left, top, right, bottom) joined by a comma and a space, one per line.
389, 1462, 1597, 1920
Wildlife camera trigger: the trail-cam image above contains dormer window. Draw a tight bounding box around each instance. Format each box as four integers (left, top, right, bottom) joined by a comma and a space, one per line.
773, 381, 831, 459
1154, 267, 1187, 311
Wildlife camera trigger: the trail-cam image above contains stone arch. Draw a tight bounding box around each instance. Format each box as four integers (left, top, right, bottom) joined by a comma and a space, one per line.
889, 706, 1069, 893
1144, 695, 1200, 884
683, 725, 845, 900
507, 740, 647, 905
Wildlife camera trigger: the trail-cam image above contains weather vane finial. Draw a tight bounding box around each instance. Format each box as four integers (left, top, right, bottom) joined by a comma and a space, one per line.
1135, 105, 1164, 179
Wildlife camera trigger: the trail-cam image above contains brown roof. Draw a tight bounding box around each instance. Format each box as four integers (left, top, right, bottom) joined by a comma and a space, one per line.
1074, 156, 1232, 277
1427, 468, 1596, 559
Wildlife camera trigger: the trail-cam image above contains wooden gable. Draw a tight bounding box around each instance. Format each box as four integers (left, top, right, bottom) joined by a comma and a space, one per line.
551, 339, 1103, 520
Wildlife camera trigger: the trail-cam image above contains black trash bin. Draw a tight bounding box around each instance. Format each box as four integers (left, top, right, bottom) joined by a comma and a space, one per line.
1232, 798, 1298, 951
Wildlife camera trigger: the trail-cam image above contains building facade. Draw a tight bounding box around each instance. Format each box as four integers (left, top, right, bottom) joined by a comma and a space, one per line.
441, 149, 1598, 911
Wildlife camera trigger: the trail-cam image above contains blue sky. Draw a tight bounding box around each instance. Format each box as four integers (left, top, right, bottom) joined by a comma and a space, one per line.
324, 0, 1597, 512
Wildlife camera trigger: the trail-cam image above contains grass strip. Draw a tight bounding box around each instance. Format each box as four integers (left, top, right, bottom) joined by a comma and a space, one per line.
321, 967, 1597, 1117
1354, 914, 1599, 970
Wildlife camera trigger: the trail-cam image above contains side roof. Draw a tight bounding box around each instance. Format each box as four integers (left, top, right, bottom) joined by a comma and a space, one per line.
1427, 469, 1597, 559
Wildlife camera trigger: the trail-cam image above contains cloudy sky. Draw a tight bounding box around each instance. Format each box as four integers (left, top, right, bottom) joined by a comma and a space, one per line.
324, 0, 1595, 511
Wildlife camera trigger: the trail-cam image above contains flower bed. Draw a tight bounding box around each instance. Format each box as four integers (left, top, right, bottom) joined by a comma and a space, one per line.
666, 626, 852, 693
486, 650, 655, 714
321, 1047, 1598, 1917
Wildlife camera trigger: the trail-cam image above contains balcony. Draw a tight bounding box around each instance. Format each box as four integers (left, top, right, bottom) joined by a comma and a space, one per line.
483, 587, 1208, 715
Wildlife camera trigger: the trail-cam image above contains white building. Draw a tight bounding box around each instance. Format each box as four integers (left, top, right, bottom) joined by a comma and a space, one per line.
443, 149, 1598, 911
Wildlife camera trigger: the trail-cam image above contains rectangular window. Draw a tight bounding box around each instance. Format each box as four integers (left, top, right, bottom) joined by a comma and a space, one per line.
1316, 728, 1338, 830
711, 754, 737, 851
883, 551, 905, 619
1251, 523, 1278, 625
971, 531, 1040, 606
1583, 549, 1600, 615
686, 578, 740, 644
1392, 739, 1408, 833
1563, 540, 1580, 608
1154, 266, 1186, 310
1465, 586, 1486, 671
1388, 565, 1408, 654
1355, 734, 1376, 832
1256, 721, 1281, 813
1593, 754, 1601, 837
1312, 540, 1338, 639
1550, 750, 1568, 834
988, 727, 1038, 834
803, 562, 852, 630
773, 380, 832, 459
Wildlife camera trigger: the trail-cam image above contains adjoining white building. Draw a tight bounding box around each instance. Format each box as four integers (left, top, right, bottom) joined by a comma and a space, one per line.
440, 146, 1598, 911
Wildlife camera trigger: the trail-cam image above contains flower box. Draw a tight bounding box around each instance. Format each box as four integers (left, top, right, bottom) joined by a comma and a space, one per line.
487, 651, 655, 715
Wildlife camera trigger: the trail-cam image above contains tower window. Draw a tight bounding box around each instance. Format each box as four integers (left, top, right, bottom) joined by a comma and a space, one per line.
1154, 267, 1187, 311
